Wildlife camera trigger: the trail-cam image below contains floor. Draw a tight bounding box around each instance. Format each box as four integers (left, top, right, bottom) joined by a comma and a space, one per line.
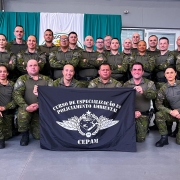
1, 127, 180, 180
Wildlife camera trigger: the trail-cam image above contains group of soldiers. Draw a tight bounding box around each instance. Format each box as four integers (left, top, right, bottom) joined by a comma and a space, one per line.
0, 24, 180, 149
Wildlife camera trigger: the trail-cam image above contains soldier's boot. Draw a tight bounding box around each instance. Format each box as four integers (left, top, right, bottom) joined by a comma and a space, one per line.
20, 131, 29, 146
170, 125, 178, 138
0, 139, 5, 149
155, 135, 169, 147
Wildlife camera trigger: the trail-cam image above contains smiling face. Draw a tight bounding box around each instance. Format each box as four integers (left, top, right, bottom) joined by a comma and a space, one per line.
27, 36, 36, 50
60, 35, 69, 48
62, 64, 75, 81
131, 64, 144, 80
137, 41, 147, 53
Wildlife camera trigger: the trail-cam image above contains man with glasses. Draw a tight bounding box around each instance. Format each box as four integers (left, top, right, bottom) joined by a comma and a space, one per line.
104, 35, 112, 52
49, 35, 81, 80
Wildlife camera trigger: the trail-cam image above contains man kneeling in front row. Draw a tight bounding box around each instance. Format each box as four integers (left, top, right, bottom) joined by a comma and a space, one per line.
13, 59, 53, 146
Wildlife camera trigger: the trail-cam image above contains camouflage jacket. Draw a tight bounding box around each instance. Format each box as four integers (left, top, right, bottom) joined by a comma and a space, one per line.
129, 52, 155, 73
0, 50, 16, 71
17, 49, 46, 74
13, 74, 53, 109
6, 39, 27, 55
154, 50, 175, 72
53, 77, 84, 88
79, 50, 106, 69
124, 78, 156, 112
106, 52, 128, 74
88, 77, 122, 88
155, 80, 180, 113
37, 44, 59, 56
0, 80, 16, 110
49, 48, 81, 69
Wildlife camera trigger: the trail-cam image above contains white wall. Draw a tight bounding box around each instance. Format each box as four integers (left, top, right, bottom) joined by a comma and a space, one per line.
4, 0, 180, 28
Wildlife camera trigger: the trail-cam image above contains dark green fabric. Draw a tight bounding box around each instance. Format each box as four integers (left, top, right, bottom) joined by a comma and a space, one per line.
0, 12, 40, 42
84, 14, 122, 51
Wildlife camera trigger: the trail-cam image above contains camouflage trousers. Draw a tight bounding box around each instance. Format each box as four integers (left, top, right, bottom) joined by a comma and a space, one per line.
136, 115, 149, 142
17, 107, 40, 140
156, 111, 180, 144
0, 114, 14, 140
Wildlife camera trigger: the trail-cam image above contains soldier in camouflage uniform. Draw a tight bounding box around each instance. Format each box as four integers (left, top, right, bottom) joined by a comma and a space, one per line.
38, 29, 58, 77
122, 38, 135, 81
0, 65, 16, 148
129, 40, 155, 80
88, 63, 122, 88
123, 62, 157, 142
106, 38, 128, 83
49, 35, 81, 80
17, 35, 46, 75
174, 36, 180, 79
53, 64, 84, 88
0, 34, 16, 81
68, 31, 83, 52
78, 36, 106, 87
6, 25, 27, 55
104, 35, 112, 52
131, 32, 140, 54
155, 66, 180, 147
146, 35, 160, 57
13, 59, 53, 146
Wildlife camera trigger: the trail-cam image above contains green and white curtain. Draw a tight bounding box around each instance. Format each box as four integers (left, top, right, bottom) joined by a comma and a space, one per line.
0, 12, 122, 50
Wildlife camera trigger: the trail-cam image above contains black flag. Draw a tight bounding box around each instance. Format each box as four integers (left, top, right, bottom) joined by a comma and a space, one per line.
38, 86, 136, 152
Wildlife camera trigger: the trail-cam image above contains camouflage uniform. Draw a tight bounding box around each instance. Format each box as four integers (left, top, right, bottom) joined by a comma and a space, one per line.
122, 51, 135, 81
38, 44, 58, 77
49, 48, 81, 80
6, 39, 27, 55
13, 74, 53, 139
155, 80, 180, 144
78, 50, 106, 79
88, 77, 122, 88
106, 52, 128, 82
0, 81, 16, 140
154, 51, 175, 89
53, 77, 85, 88
146, 48, 160, 57
0, 50, 16, 81
124, 78, 157, 142
6, 39, 28, 82
174, 50, 180, 80
129, 52, 155, 80
17, 49, 46, 75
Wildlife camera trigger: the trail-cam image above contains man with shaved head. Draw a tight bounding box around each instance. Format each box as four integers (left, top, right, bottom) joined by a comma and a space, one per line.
13, 59, 53, 146
53, 64, 84, 87
77, 35, 106, 87
17, 35, 46, 75
49, 35, 81, 80
132, 32, 140, 53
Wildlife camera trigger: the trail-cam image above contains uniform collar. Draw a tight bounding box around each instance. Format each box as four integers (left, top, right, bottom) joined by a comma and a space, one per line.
60, 77, 75, 86
98, 77, 113, 84
130, 78, 145, 85
13, 39, 26, 45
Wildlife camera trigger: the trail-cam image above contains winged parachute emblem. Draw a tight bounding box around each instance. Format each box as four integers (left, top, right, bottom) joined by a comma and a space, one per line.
56, 111, 119, 137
